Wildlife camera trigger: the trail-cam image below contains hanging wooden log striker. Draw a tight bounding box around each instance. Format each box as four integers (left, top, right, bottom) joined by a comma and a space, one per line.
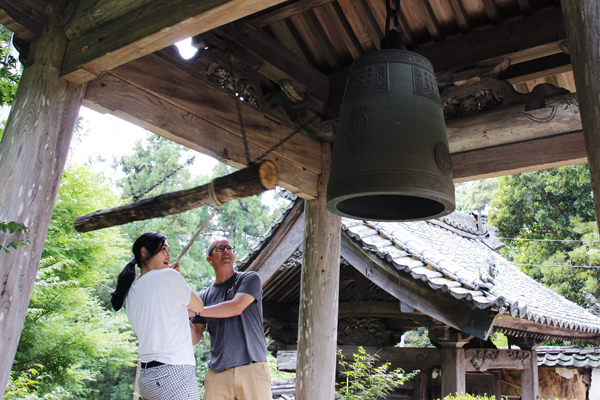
74, 160, 278, 232
326, 48, 455, 221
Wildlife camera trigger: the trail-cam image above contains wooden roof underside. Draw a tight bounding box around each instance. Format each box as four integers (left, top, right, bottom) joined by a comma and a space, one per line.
0, 0, 583, 199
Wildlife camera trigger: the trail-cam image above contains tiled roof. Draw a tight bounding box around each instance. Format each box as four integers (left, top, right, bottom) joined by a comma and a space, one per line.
537, 346, 600, 368
238, 199, 600, 339
343, 213, 600, 337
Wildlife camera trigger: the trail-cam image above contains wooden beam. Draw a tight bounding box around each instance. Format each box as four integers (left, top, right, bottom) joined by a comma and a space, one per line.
279, 347, 443, 370
338, 301, 418, 319
464, 349, 533, 372
493, 314, 600, 342
217, 24, 330, 101
520, 350, 540, 400
0, 1, 46, 39
60, 0, 287, 84
239, 0, 336, 31
83, 72, 319, 199
296, 144, 341, 400
447, 0, 471, 34
108, 51, 321, 175
246, 201, 306, 284
498, 53, 572, 85
0, 0, 86, 396
446, 96, 582, 153
340, 231, 479, 334
415, 7, 566, 73
74, 161, 278, 232
441, 348, 466, 397
562, 0, 600, 234
451, 131, 587, 182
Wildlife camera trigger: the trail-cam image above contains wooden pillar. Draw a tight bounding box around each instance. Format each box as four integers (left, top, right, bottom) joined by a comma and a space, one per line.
295, 143, 342, 399
520, 350, 540, 400
0, 0, 86, 396
562, 1, 600, 230
441, 348, 466, 397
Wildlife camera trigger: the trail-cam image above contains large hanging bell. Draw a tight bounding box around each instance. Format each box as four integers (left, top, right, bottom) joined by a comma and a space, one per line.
327, 49, 455, 221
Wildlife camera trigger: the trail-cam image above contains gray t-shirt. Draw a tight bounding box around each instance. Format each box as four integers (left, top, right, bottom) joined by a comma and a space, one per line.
192, 271, 267, 371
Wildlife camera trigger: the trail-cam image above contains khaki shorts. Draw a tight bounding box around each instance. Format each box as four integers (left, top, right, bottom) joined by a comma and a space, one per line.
204, 361, 272, 400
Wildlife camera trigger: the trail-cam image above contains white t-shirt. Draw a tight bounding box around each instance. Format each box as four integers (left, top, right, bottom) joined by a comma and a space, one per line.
126, 268, 195, 365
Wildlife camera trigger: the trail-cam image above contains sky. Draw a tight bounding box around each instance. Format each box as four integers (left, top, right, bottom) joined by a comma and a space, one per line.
73, 106, 219, 177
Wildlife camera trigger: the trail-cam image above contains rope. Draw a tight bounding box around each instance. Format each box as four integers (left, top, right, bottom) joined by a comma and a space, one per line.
226, 41, 252, 166
208, 179, 224, 207
175, 206, 220, 264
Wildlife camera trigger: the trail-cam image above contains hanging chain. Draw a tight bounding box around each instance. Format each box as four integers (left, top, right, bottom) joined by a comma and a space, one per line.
382, 0, 405, 50
226, 41, 253, 166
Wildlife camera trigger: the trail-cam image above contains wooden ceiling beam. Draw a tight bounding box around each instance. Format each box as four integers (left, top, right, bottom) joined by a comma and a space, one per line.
452, 130, 587, 182
217, 24, 330, 101
415, 7, 566, 73
499, 53, 572, 84
60, 0, 288, 85
446, 96, 581, 153
239, 0, 336, 31
447, 0, 471, 34
83, 70, 321, 199
338, 301, 420, 319
0, 1, 45, 39
480, 0, 501, 25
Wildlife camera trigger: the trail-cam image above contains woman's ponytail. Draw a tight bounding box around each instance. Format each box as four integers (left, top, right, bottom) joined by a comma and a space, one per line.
111, 258, 138, 311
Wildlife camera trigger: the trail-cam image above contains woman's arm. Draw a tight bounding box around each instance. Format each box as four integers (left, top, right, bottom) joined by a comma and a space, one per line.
188, 292, 204, 313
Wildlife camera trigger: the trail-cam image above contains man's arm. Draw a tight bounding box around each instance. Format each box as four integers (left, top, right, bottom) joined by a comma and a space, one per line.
200, 292, 256, 318
191, 322, 205, 345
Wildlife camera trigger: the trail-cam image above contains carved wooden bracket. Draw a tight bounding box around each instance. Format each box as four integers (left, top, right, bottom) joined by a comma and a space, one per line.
441, 77, 572, 119
465, 349, 531, 372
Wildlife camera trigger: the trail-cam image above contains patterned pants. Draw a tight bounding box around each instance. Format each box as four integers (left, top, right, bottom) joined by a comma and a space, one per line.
138, 364, 200, 400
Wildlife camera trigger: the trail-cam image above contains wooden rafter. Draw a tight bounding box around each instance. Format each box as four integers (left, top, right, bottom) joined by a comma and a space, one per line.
415, 7, 566, 73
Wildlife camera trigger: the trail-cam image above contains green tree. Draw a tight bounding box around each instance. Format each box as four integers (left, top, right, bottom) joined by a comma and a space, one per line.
8, 163, 137, 399
455, 178, 498, 213
489, 164, 599, 305
336, 347, 415, 400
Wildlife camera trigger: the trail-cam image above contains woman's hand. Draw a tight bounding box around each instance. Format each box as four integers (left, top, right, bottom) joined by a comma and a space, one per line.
170, 262, 181, 272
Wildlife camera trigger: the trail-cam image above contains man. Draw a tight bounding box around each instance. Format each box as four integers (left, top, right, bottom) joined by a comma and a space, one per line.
191, 238, 271, 400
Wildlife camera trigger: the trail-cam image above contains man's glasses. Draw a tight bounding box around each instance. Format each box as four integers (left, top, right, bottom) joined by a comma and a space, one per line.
210, 245, 235, 255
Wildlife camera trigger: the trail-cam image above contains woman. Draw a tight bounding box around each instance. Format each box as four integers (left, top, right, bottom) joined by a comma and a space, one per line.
111, 233, 204, 400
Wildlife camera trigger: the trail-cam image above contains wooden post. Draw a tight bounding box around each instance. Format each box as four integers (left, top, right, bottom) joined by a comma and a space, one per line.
0, 0, 86, 396
520, 350, 540, 400
441, 348, 466, 397
561, 1, 600, 231
295, 143, 342, 399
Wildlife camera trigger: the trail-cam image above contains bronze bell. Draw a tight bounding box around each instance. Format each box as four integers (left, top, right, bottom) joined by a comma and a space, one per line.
326, 49, 455, 221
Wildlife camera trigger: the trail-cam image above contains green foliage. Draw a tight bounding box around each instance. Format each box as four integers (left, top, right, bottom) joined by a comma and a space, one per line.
489, 164, 599, 305
0, 221, 29, 253
489, 332, 508, 348
0, 25, 20, 108
5, 364, 50, 399
10, 163, 137, 398
401, 327, 434, 348
455, 178, 498, 213
336, 347, 415, 400
437, 394, 496, 400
